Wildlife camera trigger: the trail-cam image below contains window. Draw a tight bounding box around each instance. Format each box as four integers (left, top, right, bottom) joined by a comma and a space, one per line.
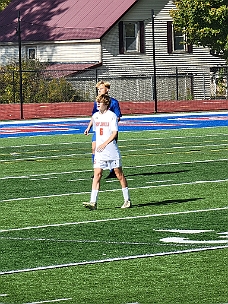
27, 47, 36, 59
167, 21, 192, 54
119, 21, 145, 54
174, 30, 185, 51
125, 23, 137, 52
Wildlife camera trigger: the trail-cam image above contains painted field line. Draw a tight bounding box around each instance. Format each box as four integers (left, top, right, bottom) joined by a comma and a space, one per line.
0, 152, 91, 163
1, 142, 227, 163
120, 132, 228, 141
0, 206, 227, 233
1, 158, 227, 181
0, 236, 178, 247
123, 143, 228, 153
1, 178, 228, 204
24, 298, 72, 304
0, 131, 227, 151
0, 169, 92, 180
1, 245, 228, 276
0, 234, 192, 247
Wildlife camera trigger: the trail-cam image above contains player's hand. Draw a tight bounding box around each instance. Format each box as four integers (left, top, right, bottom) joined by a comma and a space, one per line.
84, 128, 89, 135
96, 144, 106, 152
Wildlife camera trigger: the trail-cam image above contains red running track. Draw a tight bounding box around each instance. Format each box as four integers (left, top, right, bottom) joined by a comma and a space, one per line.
0, 100, 228, 120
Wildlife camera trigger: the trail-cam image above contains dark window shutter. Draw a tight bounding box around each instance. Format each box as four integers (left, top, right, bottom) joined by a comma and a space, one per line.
139, 21, 145, 53
167, 21, 173, 54
119, 21, 124, 54
187, 44, 193, 53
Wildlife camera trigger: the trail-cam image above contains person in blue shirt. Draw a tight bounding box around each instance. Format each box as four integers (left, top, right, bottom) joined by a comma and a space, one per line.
84, 80, 122, 178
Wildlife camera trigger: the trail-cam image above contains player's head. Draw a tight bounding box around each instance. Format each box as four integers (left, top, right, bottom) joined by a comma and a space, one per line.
96, 94, 111, 108
96, 80, 110, 96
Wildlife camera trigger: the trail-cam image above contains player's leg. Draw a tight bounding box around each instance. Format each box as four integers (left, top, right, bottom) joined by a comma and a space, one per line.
91, 133, 96, 164
83, 167, 102, 210
113, 165, 132, 208
90, 133, 96, 178
84, 157, 106, 210
105, 134, 119, 179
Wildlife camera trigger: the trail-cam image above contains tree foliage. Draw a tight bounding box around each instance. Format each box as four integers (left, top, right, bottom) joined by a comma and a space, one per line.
170, 0, 228, 60
0, 60, 78, 104
0, 0, 10, 11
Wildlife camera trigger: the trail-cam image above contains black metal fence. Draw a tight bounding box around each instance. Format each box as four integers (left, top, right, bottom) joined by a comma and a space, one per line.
0, 66, 228, 104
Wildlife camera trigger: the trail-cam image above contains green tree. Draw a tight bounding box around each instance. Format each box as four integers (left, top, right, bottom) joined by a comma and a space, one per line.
0, 0, 10, 11
0, 59, 78, 103
170, 0, 228, 60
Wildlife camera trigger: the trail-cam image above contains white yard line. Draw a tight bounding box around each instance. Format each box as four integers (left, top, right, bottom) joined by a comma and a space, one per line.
24, 298, 72, 304
1, 245, 228, 276
1, 178, 228, 204
0, 132, 227, 151
0, 158, 227, 180
1, 207, 228, 276
1, 206, 227, 233
1, 143, 227, 163
0, 236, 176, 247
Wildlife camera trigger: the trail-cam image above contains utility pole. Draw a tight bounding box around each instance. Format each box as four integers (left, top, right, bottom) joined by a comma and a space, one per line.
17, 11, 23, 119
151, 9, 157, 113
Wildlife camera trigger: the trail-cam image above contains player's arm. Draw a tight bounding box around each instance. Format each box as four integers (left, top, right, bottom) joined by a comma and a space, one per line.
96, 131, 118, 152
84, 118, 93, 135
110, 98, 122, 121
84, 101, 98, 135
115, 104, 122, 122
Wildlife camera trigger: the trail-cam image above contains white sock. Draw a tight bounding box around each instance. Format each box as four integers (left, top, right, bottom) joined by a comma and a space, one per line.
122, 187, 130, 201
90, 190, 98, 203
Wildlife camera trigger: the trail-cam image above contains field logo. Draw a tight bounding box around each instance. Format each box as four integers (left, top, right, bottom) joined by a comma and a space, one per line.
156, 229, 228, 244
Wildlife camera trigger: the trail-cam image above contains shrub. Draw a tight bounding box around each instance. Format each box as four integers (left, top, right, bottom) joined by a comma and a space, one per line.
0, 59, 78, 103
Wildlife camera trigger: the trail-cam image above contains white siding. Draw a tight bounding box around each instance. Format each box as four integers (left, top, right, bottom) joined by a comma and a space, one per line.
37, 41, 101, 62
0, 0, 226, 100
0, 40, 101, 65
0, 45, 20, 65
101, 0, 226, 99
102, 0, 225, 71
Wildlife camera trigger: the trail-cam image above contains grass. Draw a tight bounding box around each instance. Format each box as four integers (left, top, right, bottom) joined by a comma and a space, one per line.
0, 125, 228, 304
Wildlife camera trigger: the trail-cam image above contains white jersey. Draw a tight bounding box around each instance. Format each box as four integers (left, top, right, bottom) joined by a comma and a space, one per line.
92, 110, 121, 161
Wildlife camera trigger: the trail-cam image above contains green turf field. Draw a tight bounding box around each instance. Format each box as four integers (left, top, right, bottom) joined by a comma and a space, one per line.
0, 126, 228, 304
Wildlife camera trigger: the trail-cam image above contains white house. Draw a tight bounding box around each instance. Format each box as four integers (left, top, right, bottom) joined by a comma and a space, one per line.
0, 0, 226, 100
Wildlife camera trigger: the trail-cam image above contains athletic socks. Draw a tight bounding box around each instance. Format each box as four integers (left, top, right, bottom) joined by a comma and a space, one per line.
122, 187, 130, 201
90, 190, 98, 203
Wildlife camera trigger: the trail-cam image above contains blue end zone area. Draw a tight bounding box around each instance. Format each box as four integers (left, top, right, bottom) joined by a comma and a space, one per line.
0, 112, 228, 138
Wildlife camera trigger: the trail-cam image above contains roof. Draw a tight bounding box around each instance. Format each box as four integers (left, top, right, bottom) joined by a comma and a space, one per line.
43, 62, 102, 77
0, 0, 138, 42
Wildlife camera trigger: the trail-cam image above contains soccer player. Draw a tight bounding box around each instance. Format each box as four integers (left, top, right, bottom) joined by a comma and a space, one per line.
83, 94, 131, 210
84, 80, 122, 179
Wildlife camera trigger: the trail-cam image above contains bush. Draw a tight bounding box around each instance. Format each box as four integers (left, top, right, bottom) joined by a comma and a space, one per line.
0, 59, 78, 103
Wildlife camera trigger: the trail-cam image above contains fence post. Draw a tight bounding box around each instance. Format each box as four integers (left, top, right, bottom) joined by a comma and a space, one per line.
151, 9, 157, 113
12, 71, 16, 103
176, 67, 179, 100
226, 71, 228, 99
17, 11, 23, 119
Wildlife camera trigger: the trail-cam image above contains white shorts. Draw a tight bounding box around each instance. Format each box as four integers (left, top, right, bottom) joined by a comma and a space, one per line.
94, 158, 122, 170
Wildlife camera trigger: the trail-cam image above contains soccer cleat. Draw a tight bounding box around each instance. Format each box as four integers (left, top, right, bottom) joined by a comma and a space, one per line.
83, 202, 97, 210
105, 171, 117, 179
121, 200, 132, 209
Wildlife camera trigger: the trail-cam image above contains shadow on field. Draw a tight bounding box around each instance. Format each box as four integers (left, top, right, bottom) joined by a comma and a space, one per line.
126, 170, 189, 177
135, 197, 203, 208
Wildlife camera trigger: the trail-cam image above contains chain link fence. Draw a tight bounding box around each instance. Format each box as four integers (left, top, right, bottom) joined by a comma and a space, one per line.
0, 66, 227, 119
0, 67, 228, 120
